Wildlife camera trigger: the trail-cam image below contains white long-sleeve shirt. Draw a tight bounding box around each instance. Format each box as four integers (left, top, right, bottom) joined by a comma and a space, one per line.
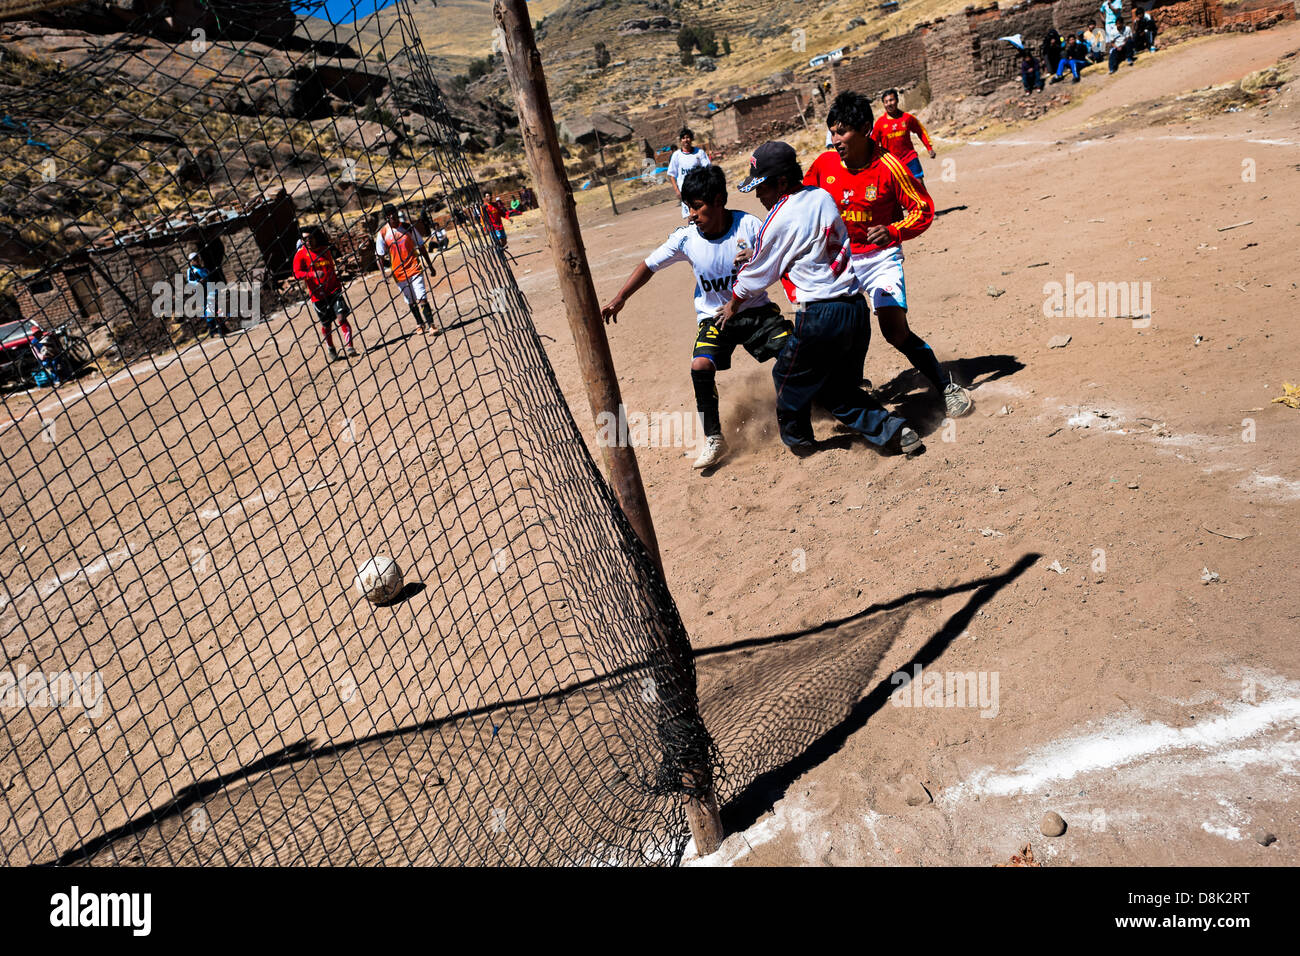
731, 186, 861, 305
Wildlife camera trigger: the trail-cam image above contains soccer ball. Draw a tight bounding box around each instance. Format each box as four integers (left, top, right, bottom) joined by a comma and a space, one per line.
355, 555, 403, 604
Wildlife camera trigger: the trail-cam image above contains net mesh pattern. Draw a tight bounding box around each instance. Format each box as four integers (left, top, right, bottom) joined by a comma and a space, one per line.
0, 0, 722, 866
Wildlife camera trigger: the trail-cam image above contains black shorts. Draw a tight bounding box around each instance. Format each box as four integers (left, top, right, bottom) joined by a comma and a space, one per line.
313, 293, 350, 326
692, 302, 792, 371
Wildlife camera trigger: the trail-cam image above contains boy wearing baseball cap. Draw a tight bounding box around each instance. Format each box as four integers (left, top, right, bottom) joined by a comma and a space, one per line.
720, 142, 919, 456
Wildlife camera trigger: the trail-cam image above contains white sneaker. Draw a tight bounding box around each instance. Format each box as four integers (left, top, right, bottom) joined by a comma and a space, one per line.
692, 435, 726, 469
944, 382, 974, 418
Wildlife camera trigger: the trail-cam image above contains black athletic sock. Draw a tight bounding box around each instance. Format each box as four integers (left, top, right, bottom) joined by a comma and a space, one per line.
897, 332, 949, 394
422, 302, 435, 325
691, 366, 721, 438
411, 304, 426, 328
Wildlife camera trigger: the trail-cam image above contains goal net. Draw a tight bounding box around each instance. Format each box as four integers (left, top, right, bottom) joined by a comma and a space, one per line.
0, 0, 721, 865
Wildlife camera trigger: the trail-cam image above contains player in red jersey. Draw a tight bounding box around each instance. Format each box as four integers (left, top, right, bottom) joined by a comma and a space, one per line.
872, 89, 936, 181
293, 226, 356, 362
806, 91, 972, 419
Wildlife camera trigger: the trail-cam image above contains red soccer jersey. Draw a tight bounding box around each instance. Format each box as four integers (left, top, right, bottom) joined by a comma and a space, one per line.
293, 245, 342, 302
803, 149, 934, 256
871, 112, 934, 166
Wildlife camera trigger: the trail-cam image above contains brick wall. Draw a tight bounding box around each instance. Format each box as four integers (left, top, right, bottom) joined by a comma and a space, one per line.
1053, 0, 1107, 31
710, 89, 806, 146
710, 108, 740, 145
1153, 0, 1222, 28
14, 271, 80, 328
831, 31, 929, 100
922, 17, 982, 99
974, 2, 1060, 90
1221, 0, 1296, 27
629, 102, 690, 154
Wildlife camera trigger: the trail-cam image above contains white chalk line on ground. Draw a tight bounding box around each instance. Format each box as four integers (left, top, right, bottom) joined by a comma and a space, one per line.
941, 675, 1300, 803
0, 540, 136, 615
689, 672, 1300, 865
0, 317, 289, 438
195, 476, 333, 525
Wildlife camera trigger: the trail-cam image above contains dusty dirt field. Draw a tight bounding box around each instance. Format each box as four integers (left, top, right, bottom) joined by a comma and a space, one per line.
2, 23, 1298, 866
522, 25, 1300, 865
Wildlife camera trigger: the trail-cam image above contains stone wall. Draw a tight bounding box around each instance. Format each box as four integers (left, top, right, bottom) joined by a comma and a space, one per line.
1152, 0, 1222, 28
710, 89, 806, 146
921, 16, 982, 100
830, 31, 928, 100
1221, 0, 1296, 27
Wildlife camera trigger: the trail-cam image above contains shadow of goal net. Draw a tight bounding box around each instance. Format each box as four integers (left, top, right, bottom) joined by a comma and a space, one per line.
0, 0, 717, 865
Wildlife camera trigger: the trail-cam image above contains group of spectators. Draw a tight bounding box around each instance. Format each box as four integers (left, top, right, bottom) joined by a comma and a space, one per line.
1020, 1, 1159, 92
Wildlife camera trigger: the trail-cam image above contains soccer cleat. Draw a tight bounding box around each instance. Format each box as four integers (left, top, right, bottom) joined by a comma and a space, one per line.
692, 435, 726, 469
898, 426, 922, 455
346, 346, 359, 357
328, 347, 342, 362
943, 382, 974, 418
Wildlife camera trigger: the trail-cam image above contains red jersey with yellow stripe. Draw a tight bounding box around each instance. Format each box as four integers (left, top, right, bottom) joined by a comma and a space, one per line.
802, 149, 934, 256
870, 112, 934, 166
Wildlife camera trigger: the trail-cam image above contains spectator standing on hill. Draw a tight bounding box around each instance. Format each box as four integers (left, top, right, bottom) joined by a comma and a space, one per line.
1041, 29, 1063, 76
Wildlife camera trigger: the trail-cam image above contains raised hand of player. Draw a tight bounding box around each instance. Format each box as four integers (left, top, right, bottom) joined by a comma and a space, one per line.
600, 296, 625, 324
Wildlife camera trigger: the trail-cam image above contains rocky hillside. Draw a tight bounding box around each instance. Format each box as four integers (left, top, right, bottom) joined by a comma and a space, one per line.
0, 2, 523, 278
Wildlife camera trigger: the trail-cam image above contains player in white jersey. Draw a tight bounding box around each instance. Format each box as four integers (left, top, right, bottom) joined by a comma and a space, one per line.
601, 166, 792, 470
666, 127, 712, 220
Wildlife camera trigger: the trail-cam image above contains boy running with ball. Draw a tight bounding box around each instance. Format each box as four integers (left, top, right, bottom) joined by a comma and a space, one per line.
601, 165, 791, 470
807, 92, 973, 419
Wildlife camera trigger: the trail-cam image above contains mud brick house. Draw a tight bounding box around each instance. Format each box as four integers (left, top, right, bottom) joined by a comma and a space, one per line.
709, 89, 810, 146
629, 101, 692, 156
14, 192, 299, 358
